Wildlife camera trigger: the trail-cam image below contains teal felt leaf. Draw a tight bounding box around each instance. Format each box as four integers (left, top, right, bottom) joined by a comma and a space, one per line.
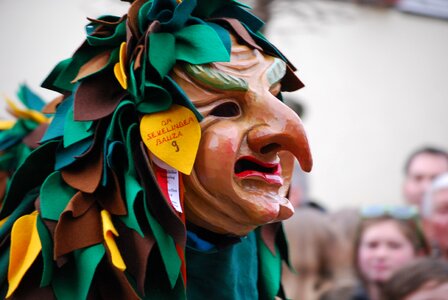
36, 215, 54, 287
40, 95, 74, 143
40, 171, 76, 221
17, 84, 46, 111
174, 24, 230, 64
63, 106, 94, 148
55, 137, 93, 170
138, 82, 172, 114
149, 32, 176, 78
52, 244, 105, 300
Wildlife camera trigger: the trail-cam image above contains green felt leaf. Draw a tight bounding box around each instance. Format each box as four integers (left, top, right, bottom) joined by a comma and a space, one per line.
41, 58, 73, 93
36, 215, 54, 287
149, 33, 176, 78
0, 141, 58, 219
175, 24, 230, 64
63, 106, 94, 148
138, 82, 172, 114
120, 172, 144, 237
52, 243, 105, 300
40, 171, 76, 221
144, 199, 181, 289
257, 228, 282, 300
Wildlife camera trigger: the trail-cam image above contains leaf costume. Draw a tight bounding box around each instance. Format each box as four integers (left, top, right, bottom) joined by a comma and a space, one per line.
0, 1, 311, 299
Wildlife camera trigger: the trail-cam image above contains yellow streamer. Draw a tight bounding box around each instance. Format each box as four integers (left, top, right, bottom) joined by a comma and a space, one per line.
101, 210, 126, 271
0, 120, 15, 130
4, 96, 48, 124
7, 211, 41, 298
113, 42, 128, 90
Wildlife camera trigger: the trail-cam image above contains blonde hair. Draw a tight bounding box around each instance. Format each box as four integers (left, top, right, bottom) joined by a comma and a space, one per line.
282, 208, 355, 300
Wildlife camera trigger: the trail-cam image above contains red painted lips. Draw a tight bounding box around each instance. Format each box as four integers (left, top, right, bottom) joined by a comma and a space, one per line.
234, 156, 283, 185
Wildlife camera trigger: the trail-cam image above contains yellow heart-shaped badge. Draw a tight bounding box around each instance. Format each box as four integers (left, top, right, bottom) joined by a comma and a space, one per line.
140, 104, 201, 175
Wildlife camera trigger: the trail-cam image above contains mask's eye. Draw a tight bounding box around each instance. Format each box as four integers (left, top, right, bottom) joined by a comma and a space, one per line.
209, 101, 241, 117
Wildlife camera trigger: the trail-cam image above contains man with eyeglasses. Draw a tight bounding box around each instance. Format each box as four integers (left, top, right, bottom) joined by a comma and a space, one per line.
402, 146, 448, 210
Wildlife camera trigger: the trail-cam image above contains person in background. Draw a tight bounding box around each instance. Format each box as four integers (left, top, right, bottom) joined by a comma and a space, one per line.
382, 257, 448, 300
282, 207, 355, 300
421, 172, 448, 259
402, 146, 448, 208
350, 204, 430, 300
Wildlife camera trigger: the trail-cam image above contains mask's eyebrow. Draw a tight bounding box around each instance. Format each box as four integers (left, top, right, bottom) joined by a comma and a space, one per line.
266, 58, 286, 87
183, 64, 249, 92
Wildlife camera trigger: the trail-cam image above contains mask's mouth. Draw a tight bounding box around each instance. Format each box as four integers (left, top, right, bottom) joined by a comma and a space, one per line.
234, 156, 283, 185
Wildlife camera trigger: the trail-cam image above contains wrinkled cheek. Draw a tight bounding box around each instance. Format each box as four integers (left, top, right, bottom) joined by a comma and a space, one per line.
194, 126, 240, 192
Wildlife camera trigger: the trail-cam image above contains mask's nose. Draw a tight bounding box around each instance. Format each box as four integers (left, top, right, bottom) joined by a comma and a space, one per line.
247, 98, 313, 172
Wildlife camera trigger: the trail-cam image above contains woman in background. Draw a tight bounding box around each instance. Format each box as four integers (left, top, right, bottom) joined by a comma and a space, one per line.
350, 204, 430, 300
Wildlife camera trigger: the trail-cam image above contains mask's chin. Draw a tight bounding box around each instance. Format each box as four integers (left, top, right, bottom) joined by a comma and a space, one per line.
183, 160, 295, 236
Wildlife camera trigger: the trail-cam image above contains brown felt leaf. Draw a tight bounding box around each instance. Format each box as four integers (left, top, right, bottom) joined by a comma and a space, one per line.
127, 0, 147, 39
71, 50, 112, 83
61, 143, 103, 194
54, 193, 102, 258
74, 69, 127, 121
116, 220, 155, 295
281, 64, 305, 92
24, 123, 49, 149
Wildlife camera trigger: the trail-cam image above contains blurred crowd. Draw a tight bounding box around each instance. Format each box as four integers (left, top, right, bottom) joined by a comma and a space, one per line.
282, 146, 448, 299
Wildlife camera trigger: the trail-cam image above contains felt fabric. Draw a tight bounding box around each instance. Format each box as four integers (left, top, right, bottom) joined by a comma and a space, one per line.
115, 218, 155, 295
6, 211, 41, 298
70, 50, 112, 83
54, 192, 102, 258
74, 69, 127, 121
0, 141, 57, 219
41, 96, 63, 114
101, 210, 126, 271
52, 244, 105, 300
40, 171, 76, 221
23, 123, 48, 149
186, 230, 259, 300
35, 215, 54, 287
60, 136, 103, 193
